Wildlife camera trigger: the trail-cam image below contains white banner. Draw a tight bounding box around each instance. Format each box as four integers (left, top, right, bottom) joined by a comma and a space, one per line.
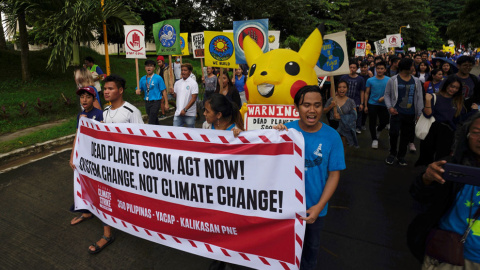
268, 31, 280, 51
191, 32, 205, 58
408, 47, 416, 52
124, 25, 146, 58
315, 31, 349, 77
73, 119, 306, 270
386, 34, 401, 48
374, 39, 388, 55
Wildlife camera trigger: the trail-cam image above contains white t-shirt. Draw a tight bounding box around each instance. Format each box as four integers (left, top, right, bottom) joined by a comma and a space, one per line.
174, 77, 199, 117
103, 101, 143, 124
173, 62, 181, 80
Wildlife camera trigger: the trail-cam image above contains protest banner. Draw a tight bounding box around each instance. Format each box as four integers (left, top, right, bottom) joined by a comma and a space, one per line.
374, 39, 388, 55
386, 34, 401, 48
173, 33, 190, 56
191, 32, 205, 58
233, 19, 269, 64
73, 119, 305, 270
315, 31, 349, 77
124, 25, 146, 59
153, 19, 181, 55
268, 31, 280, 51
204, 31, 237, 68
243, 105, 299, 130
355, 41, 366, 57
408, 47, 416, 52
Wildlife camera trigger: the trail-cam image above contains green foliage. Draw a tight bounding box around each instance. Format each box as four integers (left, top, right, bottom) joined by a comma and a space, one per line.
447, 0, 480, 47
430, 0, 465, 41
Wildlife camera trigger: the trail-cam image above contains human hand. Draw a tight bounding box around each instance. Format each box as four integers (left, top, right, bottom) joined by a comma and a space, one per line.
232, 127, 242, 138
389, 107, 398, 115
135, 89, 141, 95
165, 102, 169, 111
364, 106, 368, 114
300, 205, 323, 224
69, 158, 75, 170
334, 113, 341, 120
272, 124, 288, 131
79, 114, 87, 118
180, 110, 186, 116
423, 160, 447, 185
472, 103, 479, 110
378, 97, 384, 103
359, 104, 364, 112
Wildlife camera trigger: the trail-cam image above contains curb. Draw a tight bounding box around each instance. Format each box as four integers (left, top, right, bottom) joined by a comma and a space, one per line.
0, 134, 76, 165
0, 114, 167, 165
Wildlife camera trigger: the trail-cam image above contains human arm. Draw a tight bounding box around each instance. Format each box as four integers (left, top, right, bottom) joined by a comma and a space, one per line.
423, 94, 433, 116
163, 90, 169, 110
364, 86, 370, 113
69, 131, 78, 170
323, 97, 336, 114
180, 94, 198, 116
301, 171, 340, 224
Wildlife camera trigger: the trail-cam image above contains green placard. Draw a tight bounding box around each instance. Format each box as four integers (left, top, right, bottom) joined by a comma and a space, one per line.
153, 19, 181, 55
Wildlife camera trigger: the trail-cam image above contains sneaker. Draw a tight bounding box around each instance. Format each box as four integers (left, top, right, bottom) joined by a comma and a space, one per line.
385, 155, 395, 165
376, 129, 381, 139
361, 125, 367, 130
371, 140, 378, 149
386, 124, 390, 130
160, 114, 167, 119
398, 157, 408, 166
409, 143, 416, 153
356, 128, 362, 134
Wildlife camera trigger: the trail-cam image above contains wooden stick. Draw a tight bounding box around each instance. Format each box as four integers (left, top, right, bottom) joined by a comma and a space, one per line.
200, 58, 205, 79
219, 67, 224, 92
169, 55, 174, 88
135, 58, 140, 91
180, 55, 183, 65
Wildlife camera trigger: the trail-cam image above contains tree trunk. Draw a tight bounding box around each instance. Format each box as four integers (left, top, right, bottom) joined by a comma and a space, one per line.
0, 11, 7, 50
18, 10, 30, 81
72, 38, 80, 66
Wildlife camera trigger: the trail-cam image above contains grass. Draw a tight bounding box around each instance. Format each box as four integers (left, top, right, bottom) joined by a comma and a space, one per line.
0, 46, 207, 153
0, 47, 205, 135
0, 117, 77, 153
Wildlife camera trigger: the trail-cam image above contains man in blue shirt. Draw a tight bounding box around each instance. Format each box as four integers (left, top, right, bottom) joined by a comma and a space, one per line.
274, 85, 346, 270
136, 60, 167, 125
364, 61, 390, 149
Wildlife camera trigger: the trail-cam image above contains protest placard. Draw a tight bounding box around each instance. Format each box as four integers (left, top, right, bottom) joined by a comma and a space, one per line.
191, 32, 205, 58
386, 34, 401, 48
153, 19, 181, 55
124, 25, 146, 59
73, 119, 305, 270
243, 105, 299, 130
315, 31, 349, 77
268, 31, 280, 51
233, 19, 269, 64
355, 41, 366, 57
374, 39, 388, 55
204, 31, 237, 68
173, 33, 190, 56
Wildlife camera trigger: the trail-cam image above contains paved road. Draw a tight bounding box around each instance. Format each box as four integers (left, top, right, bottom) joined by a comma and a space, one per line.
0, 115, 424, 270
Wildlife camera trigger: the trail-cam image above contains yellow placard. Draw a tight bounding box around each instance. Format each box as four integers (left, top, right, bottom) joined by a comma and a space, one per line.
173, 33, 190, 56
204, 31, 237, 68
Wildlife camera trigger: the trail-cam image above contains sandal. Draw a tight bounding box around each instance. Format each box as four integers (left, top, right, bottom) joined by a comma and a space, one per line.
88, 235, 115, 254
70, 214, 93, 226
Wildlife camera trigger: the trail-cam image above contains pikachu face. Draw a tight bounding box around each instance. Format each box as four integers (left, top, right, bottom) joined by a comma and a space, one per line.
244, 28, 323, 105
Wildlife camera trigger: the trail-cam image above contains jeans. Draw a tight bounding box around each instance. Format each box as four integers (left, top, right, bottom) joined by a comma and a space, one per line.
367, 104, 389, 140
173, 115, 196, 128
389, 113, 415, 158
145, 100, 161, 125
300, 217, 325, 270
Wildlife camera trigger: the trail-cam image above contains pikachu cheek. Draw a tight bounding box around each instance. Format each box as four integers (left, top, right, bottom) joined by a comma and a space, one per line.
290, 80, 307, 100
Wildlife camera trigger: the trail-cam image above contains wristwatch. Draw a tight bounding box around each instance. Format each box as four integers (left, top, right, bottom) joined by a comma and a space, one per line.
184, 108, 188, 112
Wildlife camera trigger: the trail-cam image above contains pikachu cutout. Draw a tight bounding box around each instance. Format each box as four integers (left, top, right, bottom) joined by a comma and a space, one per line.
242, 26, 324, 107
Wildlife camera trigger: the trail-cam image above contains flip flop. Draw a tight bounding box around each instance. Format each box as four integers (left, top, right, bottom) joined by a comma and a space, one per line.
70, 214, 93, 226
88, 235, 115, 254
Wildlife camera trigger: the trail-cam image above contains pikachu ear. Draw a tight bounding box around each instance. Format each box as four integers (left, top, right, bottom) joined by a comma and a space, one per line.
243, 35, 263, 66
298, 27, 323, 68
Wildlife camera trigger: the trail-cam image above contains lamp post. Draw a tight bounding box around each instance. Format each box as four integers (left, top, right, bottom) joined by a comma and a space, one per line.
399, 24, 410, 35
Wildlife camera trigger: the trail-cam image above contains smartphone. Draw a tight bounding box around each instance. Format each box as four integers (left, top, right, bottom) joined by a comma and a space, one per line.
443, 163, 480, 186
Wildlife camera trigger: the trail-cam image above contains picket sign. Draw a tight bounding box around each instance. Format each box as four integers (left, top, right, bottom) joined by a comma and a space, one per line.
73, 119, 306, 270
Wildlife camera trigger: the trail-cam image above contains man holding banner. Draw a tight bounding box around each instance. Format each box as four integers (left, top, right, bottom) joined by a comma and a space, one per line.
274, 85, 346, 270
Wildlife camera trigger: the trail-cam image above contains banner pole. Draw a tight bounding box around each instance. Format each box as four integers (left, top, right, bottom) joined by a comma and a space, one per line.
219, 67, 224, 92
169, 55, 175, 91
201, 58, 205, 79
135, 58, 140, 91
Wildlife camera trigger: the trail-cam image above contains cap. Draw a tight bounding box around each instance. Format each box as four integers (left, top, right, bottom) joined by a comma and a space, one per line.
76, 86, 96, 97
157, 55, 164, 61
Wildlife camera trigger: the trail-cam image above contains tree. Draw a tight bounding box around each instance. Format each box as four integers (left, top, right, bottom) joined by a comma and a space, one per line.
446, 0, 480, 47
430, 0, 465, 41
0, 8, 7, 49
34, 0, 141, 70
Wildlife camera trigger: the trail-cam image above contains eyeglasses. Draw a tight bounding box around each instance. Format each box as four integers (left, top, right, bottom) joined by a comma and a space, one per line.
468, 132, 480, 139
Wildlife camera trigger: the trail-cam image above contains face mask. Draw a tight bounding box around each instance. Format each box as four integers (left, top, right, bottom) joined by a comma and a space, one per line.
176, 59, 180, 62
